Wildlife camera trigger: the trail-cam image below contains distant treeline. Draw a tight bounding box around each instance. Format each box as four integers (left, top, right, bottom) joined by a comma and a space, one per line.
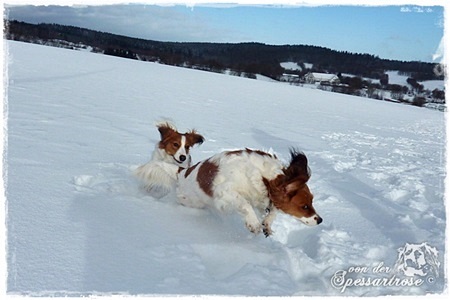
4, 20, 443, 82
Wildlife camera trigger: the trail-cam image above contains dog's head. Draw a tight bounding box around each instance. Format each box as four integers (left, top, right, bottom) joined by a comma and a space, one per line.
263, 149, 322, 226
157, 122, 204, 167
395, 243, 440, 278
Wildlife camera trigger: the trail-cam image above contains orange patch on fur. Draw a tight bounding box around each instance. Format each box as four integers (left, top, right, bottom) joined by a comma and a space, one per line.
157, 123, 182, 155
184, 162, 200, 178
197, 160, 219, 197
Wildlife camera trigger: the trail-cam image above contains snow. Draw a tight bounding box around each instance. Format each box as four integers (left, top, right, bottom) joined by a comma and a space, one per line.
386, 70, 444, 91
341, 71, 445, 92
280, 62, 302, 71
385, 70, 410, 86
421, 80, 446, 91
4, 41, 447, 297
255, 73, 277, 82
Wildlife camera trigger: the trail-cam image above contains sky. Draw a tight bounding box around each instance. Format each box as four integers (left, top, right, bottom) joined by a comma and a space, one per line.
3, 1, 447, 62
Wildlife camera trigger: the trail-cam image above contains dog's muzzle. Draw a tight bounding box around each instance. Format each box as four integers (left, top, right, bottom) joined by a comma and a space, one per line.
174, 155, 189, 167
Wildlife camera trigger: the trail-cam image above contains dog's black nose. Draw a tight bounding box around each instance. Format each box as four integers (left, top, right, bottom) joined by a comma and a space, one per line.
179, 155, 186, 162
316, 216, 323, 225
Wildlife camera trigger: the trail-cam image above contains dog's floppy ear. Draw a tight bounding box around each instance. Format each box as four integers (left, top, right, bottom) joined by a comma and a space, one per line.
284, 149, 311, 182
263, 176, 285, 199
284, 179, 303, 196
186, 130, 205, 146
157, 122, 176, 140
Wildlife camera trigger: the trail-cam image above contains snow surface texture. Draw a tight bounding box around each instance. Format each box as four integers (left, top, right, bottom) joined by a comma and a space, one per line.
4, 41, 447, 296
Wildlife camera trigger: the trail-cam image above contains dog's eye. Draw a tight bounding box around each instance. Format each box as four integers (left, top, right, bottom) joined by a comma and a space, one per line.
303, 205, 309, 210
173, 142, 180, 147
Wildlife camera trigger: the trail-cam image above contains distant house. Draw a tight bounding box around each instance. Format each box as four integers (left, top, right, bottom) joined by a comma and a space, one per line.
282, 73, 300, 78
280, 73, 303, 84
304, 72, 340, 84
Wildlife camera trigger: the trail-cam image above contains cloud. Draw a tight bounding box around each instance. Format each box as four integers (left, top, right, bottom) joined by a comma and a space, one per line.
5, 4, 243, 42
400, 7, 412, 13
400, 6, 434, 14
432, 37, 444, 63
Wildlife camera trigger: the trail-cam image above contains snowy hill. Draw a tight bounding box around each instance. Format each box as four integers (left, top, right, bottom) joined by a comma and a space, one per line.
280, 62, 302, 71
385, 70, 445, 91
4, 41, 447, 296
280, 61, 313, 72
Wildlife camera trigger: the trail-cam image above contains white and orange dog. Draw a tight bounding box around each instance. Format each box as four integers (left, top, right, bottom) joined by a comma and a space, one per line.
134, 122, 204, 198
176, 148, 322, 237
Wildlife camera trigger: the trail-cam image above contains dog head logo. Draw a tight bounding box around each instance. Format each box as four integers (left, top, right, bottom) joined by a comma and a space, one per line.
394, 242, 440, 278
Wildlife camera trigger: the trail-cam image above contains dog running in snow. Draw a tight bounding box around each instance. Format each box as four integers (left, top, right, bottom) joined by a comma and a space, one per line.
176, 148, 322, 237
134, 122, 204, 198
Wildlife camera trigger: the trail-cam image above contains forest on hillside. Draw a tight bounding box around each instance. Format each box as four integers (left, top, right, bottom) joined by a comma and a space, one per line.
4, 20, 443, 83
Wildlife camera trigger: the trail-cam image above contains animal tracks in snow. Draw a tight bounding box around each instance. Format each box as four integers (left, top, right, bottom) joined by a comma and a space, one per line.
8, 41, 445, 296
313, 128, 445, 251
319, 130, 444, 207
72, 163, 140, 195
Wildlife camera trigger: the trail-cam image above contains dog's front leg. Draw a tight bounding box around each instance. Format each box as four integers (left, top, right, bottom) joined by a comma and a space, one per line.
236, 199, 262, 234
215, 193, 262, 234
262, 203, 277, 237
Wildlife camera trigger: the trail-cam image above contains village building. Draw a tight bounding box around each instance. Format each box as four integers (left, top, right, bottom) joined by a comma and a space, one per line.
304, 72, 340, 85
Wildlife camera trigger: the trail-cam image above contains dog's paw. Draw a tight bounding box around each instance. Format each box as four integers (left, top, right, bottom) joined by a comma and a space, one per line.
246, 221, 262, 234
262, 226, 272, 238
262, 222, 273, 238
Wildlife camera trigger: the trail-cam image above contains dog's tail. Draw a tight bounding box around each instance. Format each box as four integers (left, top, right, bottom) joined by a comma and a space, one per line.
134, 161, 178, 199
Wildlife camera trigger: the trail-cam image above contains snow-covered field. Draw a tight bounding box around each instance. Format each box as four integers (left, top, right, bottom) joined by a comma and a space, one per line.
340, 70, 444, 92
280, 62, 302, 71
385, 70, 445, 91
3, 40, 447, 296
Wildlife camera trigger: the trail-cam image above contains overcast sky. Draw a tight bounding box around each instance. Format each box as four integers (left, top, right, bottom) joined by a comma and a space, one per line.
4, 1, 446, 62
